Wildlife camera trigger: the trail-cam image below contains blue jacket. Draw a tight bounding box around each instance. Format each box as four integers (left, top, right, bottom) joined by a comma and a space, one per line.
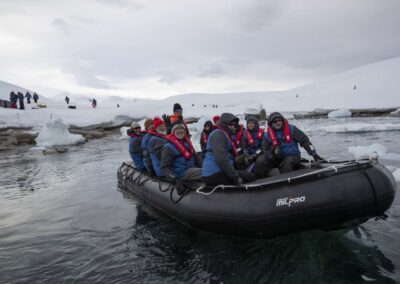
263, 125, 300, 157
162, 142, 195, 178
128, 135, 146, 171
202, 129, 235, 177
243, 129, 263, 156
148, 135, 167, 177
141, 133, 152, 172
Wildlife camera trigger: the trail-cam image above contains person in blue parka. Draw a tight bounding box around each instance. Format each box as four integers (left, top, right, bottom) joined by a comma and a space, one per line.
127, 121, 146, 171
147, 117, 168, 177
242, 116, 264, 163
202, 113, 255, 186
253, 112, 323, 177
161, 123, 202, 182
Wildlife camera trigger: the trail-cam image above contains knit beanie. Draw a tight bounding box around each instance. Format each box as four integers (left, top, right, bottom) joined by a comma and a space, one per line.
153, 117, 165, 130
144, 119, 154, 130
131, 121, 140, 129
213, 115, 220, 124
173, 103, 183, 113
171, 123, 185, 133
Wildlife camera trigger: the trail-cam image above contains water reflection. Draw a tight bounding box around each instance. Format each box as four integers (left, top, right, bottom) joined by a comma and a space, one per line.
120, 194, 397, 283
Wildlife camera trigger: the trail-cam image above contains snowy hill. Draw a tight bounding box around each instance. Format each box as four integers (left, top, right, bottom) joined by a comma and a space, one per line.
1, 56, 400, 129
0, 80, 32, 100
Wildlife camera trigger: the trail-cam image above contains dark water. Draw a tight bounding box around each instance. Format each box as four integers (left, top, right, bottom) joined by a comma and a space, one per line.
1, 117, 400, 283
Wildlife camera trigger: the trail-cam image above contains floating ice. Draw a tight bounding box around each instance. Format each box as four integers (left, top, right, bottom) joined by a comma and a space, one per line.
348, 143, 400, 160
35, 118, 85, 147
325, 123, 400, 133
328, 109, 352, 118
393, 169, 400, 182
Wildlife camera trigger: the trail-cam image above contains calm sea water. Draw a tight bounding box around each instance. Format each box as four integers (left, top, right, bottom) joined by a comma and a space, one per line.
1, 117, 399, 283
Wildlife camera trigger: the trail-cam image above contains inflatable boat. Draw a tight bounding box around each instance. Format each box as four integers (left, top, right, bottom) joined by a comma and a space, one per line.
117, 157, 396, 238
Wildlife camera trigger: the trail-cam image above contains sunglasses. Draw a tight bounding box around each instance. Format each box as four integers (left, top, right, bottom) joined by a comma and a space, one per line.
272, 119, 282, 123
228, 123, 237, 127
134, 127, 141, 129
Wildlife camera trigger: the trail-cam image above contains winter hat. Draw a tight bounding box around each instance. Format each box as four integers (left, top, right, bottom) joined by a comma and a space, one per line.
153, 117, 165, 130
131, 121, 141, 129
171, 123, 185, 133
267, 112, 284, 126
144, 119, 154, 130
204, 120, 213, 128
246, 116, 259, 127
173, 103, 183, 113
213, 115, 220, 124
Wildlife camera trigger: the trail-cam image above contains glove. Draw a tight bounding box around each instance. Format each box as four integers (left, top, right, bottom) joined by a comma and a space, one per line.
313, 154, 324, 162
272, 147, 281, 158
162, 114, 170, 123
233, 176, 243, 185
234, 154, 248, 169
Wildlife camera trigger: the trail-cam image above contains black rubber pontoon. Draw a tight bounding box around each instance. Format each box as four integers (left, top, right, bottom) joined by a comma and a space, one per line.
117, 158, 396, 238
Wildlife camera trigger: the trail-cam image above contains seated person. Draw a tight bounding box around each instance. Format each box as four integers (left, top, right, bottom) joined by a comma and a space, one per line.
141, 119, 154, 172
254, 112, 322, 177
161, 123, 202, 182
202, 113, 255, 186
127, 121, 146, 171
242, 116, 264, 164
200, 120, 213, 158
147, 117, 168, 177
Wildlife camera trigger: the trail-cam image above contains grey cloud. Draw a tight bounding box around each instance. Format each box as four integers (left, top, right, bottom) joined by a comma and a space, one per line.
198, 64, 226, 78
158, 71, 184, 85
95, 0, 144, 10
51, 18, 69, 35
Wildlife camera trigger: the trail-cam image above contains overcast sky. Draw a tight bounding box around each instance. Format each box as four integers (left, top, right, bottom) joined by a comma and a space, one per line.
0, 0, 399, 99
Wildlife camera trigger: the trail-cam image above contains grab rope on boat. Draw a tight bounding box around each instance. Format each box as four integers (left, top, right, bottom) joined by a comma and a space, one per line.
196, 156, 377, 196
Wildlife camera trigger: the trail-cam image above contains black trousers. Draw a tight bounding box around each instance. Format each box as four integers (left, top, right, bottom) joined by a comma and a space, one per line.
203, 170, 255, 186
253, 154, 301, 178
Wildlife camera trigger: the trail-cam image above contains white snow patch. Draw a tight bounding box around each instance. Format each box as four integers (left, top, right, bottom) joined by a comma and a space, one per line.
35, 118, 85, 147
328, 109, 352, 118
120, 126, 129, 140
348, 143, 400, 160
361, 275, 376, 282
325, 123, 400, 133
393, 169, 400, 182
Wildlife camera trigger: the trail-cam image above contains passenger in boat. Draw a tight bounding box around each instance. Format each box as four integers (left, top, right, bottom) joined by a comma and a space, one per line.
162, 103, 190, 135
213, 115, 220, 125
254, 112, 323, 177
161, 123, 202, 182
202, 113, 256, 186
147, 117, 168, 177
127, 122, 146, 171
141, 119, 154, 173
242, 116, 264, 165
200, 120, 213, 158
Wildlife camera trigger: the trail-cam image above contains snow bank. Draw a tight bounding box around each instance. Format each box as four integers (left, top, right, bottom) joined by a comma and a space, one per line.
325, 123, 400, 133
328, 109, 352, 118
390, 108, 400, 117
393, 169, 400, 182
35, 118, 85, 147
120, 126, 129, 140
348, 143, 400, 160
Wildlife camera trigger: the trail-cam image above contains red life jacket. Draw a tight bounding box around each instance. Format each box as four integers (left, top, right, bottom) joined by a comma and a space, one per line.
147, 130, 167, 140
201, 131, 209, 145
166, 134, 194, 160
214, 125, 238, 157
235, 125, 244, 147
267, 119, 292, 147
244, 128, 264, 145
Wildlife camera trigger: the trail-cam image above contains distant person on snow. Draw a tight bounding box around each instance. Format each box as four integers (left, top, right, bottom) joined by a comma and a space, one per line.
253, 112, 323, 178
25, 92, 32, 104
9, 91, 18, 108
161, 122, 202, 186
33, 92, 39, 103
127, 121, 146, 171
202, 113, 255, 186
65, 96, 70, 104
200, 120, 213, 158
17, 92, 25, 110
92, 98, 97, 108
